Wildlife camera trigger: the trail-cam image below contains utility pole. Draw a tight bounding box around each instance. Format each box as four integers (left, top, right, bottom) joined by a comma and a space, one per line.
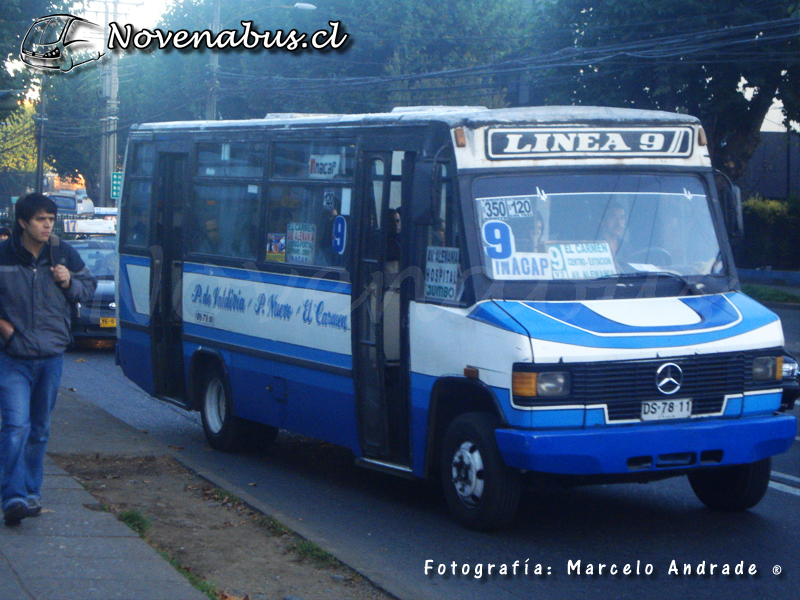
205, 0, 221, 120
35, 84, 47, 194
99, 0, 120, 208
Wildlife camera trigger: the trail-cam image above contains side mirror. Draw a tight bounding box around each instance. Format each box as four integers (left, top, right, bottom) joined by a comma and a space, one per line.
715, 173, 744, 240
411, 160, 437, 226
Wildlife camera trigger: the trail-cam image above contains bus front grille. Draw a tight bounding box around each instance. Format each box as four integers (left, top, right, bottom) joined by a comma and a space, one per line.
557, 350, 779, 422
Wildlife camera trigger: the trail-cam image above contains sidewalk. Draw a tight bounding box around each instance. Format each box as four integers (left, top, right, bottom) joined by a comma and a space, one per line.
0, 391, 208, 600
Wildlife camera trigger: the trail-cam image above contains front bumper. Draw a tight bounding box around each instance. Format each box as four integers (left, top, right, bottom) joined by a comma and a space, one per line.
495, 414, 797, 476
71, 313, 117, 340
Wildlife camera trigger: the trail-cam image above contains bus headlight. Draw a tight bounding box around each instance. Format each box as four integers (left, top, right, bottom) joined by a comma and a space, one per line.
752, 356, 782, 381
537, 371, 571, 396
513, 367, 571, 397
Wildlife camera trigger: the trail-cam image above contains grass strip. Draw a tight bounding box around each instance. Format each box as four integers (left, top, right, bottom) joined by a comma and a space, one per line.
742, 283, 800, 304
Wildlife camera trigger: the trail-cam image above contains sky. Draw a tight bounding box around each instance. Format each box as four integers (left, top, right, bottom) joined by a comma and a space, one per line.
79, 0, 171, 29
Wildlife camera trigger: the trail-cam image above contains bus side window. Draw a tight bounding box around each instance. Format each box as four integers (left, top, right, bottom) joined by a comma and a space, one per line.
266, 185, 350, 269
188, 141, 264, 260
120, 142, 155, 249
189, 183, 260, 260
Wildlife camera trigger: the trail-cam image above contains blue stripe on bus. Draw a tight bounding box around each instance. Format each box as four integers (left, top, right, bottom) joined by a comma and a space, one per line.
120, 254, 151, 267
468, 293, 778, 349
522, 294, 740, 334
742, 391, 782, 416
468, 302, 531, 336
182, 262, 352, 295
182, 321, 352, 371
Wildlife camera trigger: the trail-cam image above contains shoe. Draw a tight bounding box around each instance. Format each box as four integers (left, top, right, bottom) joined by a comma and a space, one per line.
26, 498, 42, 517
3, 500, 28, 526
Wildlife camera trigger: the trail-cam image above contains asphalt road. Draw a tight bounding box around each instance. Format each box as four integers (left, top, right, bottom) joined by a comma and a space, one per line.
59, 304, 800, 600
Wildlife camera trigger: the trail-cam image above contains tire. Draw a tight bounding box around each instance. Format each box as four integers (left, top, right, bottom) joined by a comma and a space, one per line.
688, 457, 772, 512
200, 365, 245, 452
440, 412, 520, 531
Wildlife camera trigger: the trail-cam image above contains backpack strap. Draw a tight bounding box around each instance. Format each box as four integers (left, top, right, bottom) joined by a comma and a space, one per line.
49, 233, 65, 266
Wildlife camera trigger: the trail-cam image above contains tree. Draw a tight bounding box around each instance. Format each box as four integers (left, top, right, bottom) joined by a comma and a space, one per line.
739, 194, 800, 269
0, 1, 73, 117
107, 0, 533, 123
41, 68, 103, 198
530, 0, 800, 181
0, 102, 37, 171
0, 101, 38, 205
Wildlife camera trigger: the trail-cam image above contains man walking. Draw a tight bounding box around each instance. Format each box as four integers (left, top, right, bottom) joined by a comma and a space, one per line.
0, 193, 96, 526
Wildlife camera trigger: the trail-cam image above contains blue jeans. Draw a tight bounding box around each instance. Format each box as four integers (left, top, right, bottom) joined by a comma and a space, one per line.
0, 350, 63, 511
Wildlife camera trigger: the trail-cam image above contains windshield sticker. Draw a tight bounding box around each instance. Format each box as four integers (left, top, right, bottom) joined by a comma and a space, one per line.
479, 196, 537, 221
547, 242, 616, 279
479, 210, 555, 280
266, 233, 286, 261
425, 246, 462, 302
308, 154, 341, 179
332, 215, 347, 255
286, 223, 316, 264
491, 252, 552, 280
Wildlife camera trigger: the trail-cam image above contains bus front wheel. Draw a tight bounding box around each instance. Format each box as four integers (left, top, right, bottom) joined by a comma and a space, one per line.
688, 457, 771, 511
200, 366, 245, 452
440, 413, 520, 531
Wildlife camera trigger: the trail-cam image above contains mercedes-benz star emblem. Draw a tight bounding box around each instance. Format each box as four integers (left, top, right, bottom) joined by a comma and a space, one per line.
656, 363, 683, 395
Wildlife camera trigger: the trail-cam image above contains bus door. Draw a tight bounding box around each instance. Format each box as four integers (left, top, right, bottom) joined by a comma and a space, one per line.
150, 152, 188, 403
353, 150, 412, 466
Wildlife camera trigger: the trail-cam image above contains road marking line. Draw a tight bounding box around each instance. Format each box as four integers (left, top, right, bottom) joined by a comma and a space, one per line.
771, 471, 800, 485
769, 481, 800, 497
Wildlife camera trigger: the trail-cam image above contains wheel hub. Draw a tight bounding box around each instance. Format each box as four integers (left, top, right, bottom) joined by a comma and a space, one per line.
204, 378, 226, 433
451, 441, 484, 506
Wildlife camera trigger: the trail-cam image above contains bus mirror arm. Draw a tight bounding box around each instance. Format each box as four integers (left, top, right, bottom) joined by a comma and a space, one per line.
730, 185, 743, 239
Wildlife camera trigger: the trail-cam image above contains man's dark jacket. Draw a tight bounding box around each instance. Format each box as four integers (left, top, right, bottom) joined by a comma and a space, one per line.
0, 232, 97, 358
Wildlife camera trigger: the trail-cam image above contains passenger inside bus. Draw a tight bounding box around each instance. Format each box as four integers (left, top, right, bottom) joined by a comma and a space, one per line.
197, 218, 222, 255
386, 208, 402, 273
515, 211, 546, 253
598, 201, 628, 256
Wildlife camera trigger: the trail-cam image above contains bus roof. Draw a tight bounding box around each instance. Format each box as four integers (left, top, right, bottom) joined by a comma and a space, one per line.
131, 105, 701, 134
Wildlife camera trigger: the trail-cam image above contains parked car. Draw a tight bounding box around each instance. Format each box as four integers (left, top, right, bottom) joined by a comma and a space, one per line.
68, 236, 117, 345
782, 352, 800, 411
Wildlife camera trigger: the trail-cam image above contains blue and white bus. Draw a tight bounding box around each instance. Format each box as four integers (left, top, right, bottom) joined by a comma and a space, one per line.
116, 106, 796, 530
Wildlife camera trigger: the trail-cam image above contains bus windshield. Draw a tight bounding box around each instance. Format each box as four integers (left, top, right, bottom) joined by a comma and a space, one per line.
473, 172, 723, 281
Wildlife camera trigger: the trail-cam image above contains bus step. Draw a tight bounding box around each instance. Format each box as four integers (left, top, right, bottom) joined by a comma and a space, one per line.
356, 457, 416, 479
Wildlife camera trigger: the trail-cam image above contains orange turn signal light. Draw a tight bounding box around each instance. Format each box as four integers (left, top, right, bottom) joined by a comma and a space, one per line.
512, 371, 538, 397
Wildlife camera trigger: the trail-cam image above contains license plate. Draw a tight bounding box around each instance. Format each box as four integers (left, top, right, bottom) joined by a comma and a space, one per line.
641, 399, 692, 421
100, 317, 116, 328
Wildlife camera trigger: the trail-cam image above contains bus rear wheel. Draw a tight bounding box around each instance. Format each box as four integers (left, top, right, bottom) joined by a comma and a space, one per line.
688, 457, 771, 511
200, 366, 245, 452
440, 413, 520, 531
